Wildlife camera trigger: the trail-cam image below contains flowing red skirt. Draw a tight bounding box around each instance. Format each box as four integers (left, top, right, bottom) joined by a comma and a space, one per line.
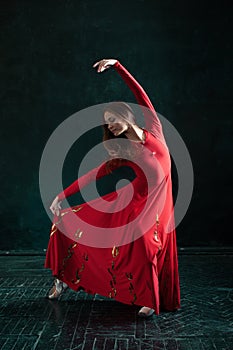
45, 196, 180, 315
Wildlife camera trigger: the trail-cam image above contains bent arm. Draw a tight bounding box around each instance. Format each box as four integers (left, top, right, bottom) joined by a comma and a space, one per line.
114, 61, 164, 140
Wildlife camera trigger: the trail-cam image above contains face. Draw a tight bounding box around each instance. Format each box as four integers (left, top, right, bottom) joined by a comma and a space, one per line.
104, 111, 129, 136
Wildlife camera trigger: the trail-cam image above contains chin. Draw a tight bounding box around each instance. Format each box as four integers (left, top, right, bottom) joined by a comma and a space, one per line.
114, 130, 124, 136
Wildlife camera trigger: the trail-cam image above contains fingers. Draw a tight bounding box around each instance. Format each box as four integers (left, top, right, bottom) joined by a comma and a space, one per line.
92, 60, 104, 70
98, 65, 106, 73
49, 199, 62, 216
93, 59, 111, 73
94, 62, 105, 73
92, 61, 100, 68
50, 206, 60, 216
49, 206, 55, 215
49, 205, 56, 215
93, 58, 117, 73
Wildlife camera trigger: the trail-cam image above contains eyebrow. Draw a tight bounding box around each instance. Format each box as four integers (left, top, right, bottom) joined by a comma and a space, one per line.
106, 116, 116, 122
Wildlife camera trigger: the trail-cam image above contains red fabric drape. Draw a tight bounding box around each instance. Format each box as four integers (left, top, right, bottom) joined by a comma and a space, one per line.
45, 61, 180, 314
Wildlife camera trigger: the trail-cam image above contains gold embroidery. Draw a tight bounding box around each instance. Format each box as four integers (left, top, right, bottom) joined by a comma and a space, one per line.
54, 217, 62, 226
112, 246, 119, 258
73, 270, 81, 284
108, 286, 117, 298
58, 243, 76, 277
54, 207, 82, 226
72, 265, 84, 285
54, 210, 70, 225
74, 229, 83, 239
108, 246, 119, 298
132, 293, 137, 303
154, 213, 160, 242
109, 287, 117, 298
83, 253, 88, 261
156, 213, 159, 225
72, 206, 83, 213
129, 282, 134, 293
108, 268, 116, 284
154, 231, 160, 242
71, 251, 88, 285
126, 272, 133, 280
58, 242, 77, 277
108, 267, 113, 276
110, 280, 114, 288
62, 244, 74, 266
127, 275, 137, 304
50, 224, 57, 236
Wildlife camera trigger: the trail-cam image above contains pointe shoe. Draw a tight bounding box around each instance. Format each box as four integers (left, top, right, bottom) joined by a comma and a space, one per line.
138, 306, 155, 318
48, 279, 68, 299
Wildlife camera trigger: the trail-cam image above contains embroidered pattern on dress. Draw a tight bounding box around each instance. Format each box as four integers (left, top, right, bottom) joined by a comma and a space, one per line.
108, 246, 119, 298
112, 246, 119, 258
72, 252, 89, 285
74, 228, 83, 239
154, 213, 162, 250
59, 242, 77, 278
53, 206, 83, 227
50, 223, 57, 237
127, 277, 137, 304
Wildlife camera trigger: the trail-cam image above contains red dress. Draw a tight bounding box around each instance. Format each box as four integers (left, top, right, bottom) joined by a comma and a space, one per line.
44, 61, 180, 314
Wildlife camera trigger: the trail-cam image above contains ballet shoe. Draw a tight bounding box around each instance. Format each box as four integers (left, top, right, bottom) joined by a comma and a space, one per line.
138, 306, 155, 318
48, 278, 68, 299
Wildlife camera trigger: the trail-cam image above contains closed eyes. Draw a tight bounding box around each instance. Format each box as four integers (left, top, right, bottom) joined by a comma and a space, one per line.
108, 116, 115, 123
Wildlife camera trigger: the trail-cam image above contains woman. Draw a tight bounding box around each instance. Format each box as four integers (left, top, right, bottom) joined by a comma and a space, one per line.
45, 58, 180, 317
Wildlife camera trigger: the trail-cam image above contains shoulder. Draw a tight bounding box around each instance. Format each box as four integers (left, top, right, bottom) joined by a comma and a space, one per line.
142, 129, 169, 154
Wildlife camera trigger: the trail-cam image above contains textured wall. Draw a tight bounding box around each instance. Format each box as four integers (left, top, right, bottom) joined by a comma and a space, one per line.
0, 0, 232, 250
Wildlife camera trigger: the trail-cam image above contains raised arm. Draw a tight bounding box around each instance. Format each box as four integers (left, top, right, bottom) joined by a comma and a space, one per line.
93, 59, 164, 140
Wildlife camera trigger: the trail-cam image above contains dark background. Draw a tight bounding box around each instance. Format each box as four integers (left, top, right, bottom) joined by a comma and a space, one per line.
0, 0, 232, 251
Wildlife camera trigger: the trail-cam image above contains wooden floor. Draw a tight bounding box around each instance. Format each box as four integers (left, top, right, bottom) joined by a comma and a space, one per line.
0, 251, 232, 349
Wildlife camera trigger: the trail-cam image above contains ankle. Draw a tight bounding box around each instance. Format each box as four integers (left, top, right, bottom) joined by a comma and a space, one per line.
138, 306, 155, 318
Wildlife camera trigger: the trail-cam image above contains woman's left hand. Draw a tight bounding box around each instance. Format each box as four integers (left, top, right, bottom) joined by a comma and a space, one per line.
50, 196, 62, 216
93, 58, 118, 73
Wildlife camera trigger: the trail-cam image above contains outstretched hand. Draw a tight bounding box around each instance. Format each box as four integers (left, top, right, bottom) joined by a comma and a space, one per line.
50, 196, 62, 216
93, 58, 118, 73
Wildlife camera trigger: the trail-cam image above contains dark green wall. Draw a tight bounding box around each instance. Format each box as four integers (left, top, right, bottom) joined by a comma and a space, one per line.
0, 0, 232, 250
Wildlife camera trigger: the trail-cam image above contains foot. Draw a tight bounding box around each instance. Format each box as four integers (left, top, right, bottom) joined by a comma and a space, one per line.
48, 279, 68, 299
138, 306, 154, 318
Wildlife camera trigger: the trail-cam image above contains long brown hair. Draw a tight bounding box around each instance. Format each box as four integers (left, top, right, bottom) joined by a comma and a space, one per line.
102, 102, 139, 173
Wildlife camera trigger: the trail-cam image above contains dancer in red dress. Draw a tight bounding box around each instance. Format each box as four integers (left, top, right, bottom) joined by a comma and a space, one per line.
45, 59, 180, 317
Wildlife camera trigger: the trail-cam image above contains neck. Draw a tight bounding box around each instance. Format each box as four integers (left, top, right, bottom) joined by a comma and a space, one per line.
124, 124, 144, 142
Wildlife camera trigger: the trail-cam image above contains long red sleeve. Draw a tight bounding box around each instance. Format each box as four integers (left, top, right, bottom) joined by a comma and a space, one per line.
58, 162, 108, 200
58, 61, 166, 200
114, 61, 164, 141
